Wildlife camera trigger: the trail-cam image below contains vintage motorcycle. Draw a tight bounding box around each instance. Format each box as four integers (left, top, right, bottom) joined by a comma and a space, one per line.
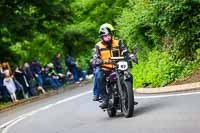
102, 50, 138, 118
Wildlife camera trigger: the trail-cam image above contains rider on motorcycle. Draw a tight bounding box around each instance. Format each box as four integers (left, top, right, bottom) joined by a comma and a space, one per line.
92, 23, 138, 109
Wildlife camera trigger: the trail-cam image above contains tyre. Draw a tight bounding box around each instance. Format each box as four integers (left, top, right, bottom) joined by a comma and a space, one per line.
107, 92, 117, 117
121, 81, 134, 118
107, 108, 117, 117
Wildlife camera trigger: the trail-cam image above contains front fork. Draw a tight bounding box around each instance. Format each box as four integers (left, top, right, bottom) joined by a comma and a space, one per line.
116, 73, 125, 104
123, 71, 133, 85
117, 71, 133, 108
117, 71, 132, 96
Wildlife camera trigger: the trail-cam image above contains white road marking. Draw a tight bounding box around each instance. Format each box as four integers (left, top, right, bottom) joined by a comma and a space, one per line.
0, 90, 92, 133
1, 90, 200, 133
2, 117, 26, 133
135, 91, 200, 99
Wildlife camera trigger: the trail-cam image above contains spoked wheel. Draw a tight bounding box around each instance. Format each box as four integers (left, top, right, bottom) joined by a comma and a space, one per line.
121, 81, 134, 118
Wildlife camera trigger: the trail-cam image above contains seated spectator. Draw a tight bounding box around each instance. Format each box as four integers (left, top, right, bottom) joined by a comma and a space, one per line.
23, 63, 38, 96
44, 63, 61, 89
65, 55, 79, 83
77, 67, 86, 81
14, 66, 29, 98
3, 70, 18, 102
65, 69, 73, 83
30, 60, 46, 94
53, 53, 63, 73
65, 55, 86, 84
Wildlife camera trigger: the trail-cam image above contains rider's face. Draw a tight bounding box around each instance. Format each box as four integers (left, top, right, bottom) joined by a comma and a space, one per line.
102, 34, 112, 42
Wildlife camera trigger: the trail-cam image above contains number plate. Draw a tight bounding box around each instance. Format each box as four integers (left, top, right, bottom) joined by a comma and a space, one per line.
117, 61, 128, 71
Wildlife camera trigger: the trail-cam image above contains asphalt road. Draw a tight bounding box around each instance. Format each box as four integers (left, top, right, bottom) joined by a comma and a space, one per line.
0, 83, 200, 133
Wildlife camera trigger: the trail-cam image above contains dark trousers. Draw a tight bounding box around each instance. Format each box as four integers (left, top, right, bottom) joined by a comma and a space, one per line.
28, 79, 38, 96
97, 70, 109, 102
46, 77, 61, 89
69, 67, 79, 82
93, 67, 100, 97
0, 86, 10, 102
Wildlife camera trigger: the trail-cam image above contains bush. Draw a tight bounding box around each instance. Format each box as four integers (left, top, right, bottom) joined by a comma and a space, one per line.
116, 0, 200, 87
132, 49, 199, 88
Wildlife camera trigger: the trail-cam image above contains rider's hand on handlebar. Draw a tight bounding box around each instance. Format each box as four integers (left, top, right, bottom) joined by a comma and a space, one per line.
102, 60, 112, 64
129, 54, 138, 64
95, 58, 103, 65
94, 58, 111, 65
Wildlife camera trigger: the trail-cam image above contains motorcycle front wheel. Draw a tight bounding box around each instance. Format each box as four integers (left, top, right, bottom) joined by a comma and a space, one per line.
107, 107, 117, 117
121, 81, 134, 118
107, 92, 117, 117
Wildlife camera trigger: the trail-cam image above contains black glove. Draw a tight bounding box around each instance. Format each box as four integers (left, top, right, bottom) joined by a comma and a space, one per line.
95, 58, 103, 65
129, 54, 138, 64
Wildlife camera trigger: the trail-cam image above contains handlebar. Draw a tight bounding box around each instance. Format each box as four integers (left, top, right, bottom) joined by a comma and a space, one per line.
103, 55, 137, 64
103, 57, 126, 64
110, 57, 125, 60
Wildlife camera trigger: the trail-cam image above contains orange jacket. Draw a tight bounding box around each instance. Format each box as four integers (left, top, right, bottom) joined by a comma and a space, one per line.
97, 39, 121, 70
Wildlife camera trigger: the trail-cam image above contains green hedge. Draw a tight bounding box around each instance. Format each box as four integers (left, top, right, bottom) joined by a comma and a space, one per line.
132, 50, 199, 88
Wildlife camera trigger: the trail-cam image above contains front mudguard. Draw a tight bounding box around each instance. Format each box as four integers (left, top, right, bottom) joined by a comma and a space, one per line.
123, 72, 133, 87
123, 72, 133, 81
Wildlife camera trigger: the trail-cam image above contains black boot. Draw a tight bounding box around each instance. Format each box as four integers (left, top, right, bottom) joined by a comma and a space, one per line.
99, 100, 108, 109
93, 95, 99, 101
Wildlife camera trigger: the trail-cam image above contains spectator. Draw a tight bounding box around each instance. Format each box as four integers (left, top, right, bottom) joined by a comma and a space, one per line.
65, 55, 79, 84
0, 63, 12, 102
3, 70, 18, 102
14, 66, 29, 98
1, 62, 11, 72
65, 55, 86, 83
66, 69, 74, 84
45, 63, 61, 89
77, 67, 86, 81
91, 48, 101, 101
53, 53, 63, 73
0, 63, 4, 101
23, 63, 38, 96
30, 60, 45, 94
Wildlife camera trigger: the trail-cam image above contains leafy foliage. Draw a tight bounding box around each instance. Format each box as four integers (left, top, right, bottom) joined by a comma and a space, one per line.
117, 0, 200, 87
10, 32, 62, 64
0, 0, 199, 87
0, 0, 73, 65
63, 0, 129, 57
132, 50, 199, 88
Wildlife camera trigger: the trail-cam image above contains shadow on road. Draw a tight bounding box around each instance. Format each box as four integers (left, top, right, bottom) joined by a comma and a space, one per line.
134, 101, 168, 117
99, 100, 171, 119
